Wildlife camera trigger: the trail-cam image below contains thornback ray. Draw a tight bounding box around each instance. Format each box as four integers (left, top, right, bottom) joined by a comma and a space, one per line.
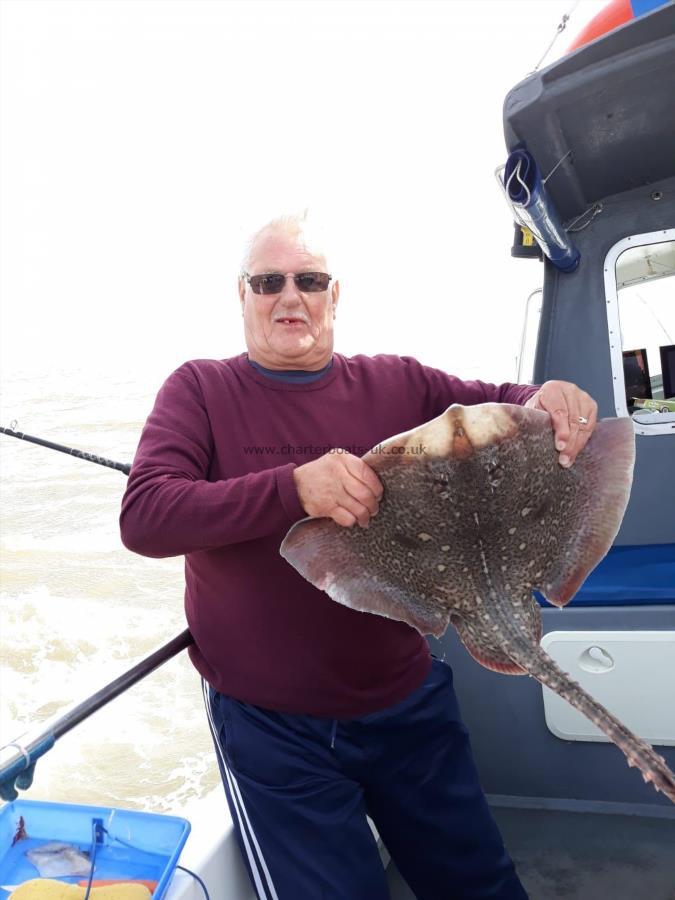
26, 842, 92, 877
281, 403, 675, 804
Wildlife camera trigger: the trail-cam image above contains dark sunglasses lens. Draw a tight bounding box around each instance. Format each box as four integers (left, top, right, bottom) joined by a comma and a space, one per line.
295, 273, 330, 292
249, 273, 330, 294
250, 274, 286, 294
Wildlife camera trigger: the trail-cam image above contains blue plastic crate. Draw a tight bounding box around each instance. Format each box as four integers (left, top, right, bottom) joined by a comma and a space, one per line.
0, 800, 190, 898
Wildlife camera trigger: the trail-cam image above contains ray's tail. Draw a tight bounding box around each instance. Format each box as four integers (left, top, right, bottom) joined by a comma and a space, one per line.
509, 641, 675, 804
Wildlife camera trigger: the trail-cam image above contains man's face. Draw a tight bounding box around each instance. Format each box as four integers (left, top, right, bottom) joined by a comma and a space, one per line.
239, 229, 339, 370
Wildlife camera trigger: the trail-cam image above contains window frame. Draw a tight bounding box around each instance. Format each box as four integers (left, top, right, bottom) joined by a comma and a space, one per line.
603, 228, 675, 437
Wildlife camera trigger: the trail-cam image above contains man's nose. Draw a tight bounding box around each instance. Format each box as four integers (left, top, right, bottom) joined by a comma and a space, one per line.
278, 274, 302, 302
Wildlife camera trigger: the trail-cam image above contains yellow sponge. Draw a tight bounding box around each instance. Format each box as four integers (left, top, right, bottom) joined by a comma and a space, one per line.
9, 880, 152, 900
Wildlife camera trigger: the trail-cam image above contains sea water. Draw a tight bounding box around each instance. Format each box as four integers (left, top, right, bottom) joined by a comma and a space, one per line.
0, 367, 220, 813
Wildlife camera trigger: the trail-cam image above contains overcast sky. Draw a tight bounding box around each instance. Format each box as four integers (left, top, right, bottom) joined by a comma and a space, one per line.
0, 0, 609, 386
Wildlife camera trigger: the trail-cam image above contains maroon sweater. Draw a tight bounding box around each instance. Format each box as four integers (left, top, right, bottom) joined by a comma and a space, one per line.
120, 353, 538, 717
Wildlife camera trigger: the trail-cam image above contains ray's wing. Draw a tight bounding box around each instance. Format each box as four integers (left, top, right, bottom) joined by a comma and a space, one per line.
280, 409, 466, 637
531, 416, 635, 608
280, 516, 452, 637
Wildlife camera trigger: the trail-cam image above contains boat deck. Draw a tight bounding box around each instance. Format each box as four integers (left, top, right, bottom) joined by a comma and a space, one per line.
387, 806, 675, 899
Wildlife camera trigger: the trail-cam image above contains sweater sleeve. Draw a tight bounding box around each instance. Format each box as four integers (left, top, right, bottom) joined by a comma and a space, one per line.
400, 357, 540, 418
119, 365, 306, 558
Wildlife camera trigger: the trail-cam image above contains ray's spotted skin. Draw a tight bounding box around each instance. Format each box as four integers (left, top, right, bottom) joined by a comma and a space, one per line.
281, 403, 675, 804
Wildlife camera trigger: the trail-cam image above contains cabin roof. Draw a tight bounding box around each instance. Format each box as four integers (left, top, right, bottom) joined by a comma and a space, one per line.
503, 3, 675, 221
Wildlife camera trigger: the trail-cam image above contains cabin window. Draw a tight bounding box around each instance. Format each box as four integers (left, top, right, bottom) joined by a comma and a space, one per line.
604, 230, 675, 436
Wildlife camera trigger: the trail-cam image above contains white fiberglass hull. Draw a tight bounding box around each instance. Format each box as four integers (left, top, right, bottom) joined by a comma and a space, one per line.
166, 789, 390, 899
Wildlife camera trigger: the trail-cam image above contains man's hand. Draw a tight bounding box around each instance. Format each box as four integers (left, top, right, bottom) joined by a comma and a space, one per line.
525, 380, 598, 467
293, 451, 383, 527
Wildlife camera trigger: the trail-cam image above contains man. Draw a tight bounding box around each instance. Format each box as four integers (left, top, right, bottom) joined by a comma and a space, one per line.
120, 213, 597, 900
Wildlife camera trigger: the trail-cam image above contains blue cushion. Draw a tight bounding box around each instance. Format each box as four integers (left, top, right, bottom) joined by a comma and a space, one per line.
535, 543, 675, 607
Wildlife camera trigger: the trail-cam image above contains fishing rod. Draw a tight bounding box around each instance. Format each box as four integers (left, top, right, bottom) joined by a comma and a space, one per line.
0, 629, 194, 800
0, 424, 131, 475
0, 422, 195, 799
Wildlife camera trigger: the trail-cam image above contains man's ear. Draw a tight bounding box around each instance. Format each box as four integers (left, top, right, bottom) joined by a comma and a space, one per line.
238, 277, 246, 312
331, 279, 340, 317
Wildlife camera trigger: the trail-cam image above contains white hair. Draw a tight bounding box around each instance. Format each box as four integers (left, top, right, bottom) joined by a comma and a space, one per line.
239, 209, 334, 275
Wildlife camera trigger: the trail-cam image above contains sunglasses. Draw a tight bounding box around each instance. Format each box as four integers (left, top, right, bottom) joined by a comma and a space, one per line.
244, 272, 332, 295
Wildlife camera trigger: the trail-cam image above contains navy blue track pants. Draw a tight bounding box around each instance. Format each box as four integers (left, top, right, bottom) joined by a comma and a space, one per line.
202, 658, 528, 900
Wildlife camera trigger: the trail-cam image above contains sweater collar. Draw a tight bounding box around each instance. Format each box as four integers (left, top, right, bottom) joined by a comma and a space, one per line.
236, 353, 342, 392
247, 356, 334, 384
